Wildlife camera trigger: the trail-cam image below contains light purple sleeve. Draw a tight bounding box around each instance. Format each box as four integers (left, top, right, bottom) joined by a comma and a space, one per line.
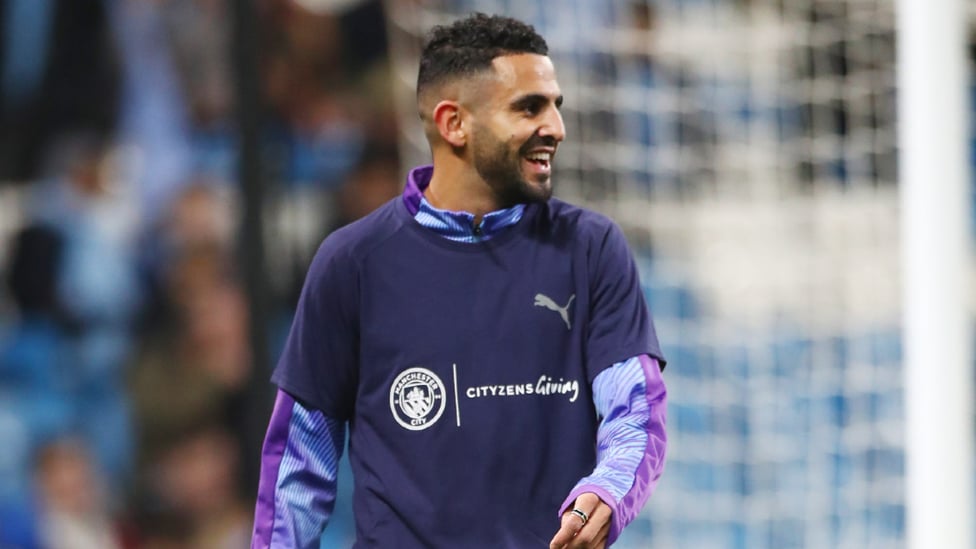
251, 389, 345, 549
558, 355, 667, 545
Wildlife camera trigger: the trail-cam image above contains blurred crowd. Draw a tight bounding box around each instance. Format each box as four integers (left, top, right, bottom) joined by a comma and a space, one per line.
0, 0, 401, 547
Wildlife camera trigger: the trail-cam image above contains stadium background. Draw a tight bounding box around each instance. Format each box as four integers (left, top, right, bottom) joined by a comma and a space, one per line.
0, 0, 970, 547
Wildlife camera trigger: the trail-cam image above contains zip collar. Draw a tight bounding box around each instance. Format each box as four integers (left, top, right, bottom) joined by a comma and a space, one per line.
402, 165, 525, 242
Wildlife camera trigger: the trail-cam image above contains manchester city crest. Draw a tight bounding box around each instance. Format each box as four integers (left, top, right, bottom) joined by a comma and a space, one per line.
390, 367, 446, 431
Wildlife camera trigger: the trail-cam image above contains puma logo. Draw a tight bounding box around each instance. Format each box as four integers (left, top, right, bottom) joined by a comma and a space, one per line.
534, 293, 575, 330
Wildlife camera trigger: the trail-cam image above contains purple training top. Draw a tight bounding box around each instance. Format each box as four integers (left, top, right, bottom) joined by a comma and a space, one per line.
270, 166, 665, 547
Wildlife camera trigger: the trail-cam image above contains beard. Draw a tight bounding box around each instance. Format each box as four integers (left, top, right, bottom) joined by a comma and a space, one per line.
471, 125, 554, 207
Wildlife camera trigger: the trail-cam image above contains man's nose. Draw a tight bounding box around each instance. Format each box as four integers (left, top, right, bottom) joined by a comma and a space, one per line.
539, 107, 566, 142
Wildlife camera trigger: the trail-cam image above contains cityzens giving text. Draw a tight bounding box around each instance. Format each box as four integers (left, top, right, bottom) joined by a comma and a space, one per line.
465, 376, 580, 402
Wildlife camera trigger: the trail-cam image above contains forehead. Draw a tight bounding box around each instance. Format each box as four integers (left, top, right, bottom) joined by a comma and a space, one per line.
487, 54, 561, 100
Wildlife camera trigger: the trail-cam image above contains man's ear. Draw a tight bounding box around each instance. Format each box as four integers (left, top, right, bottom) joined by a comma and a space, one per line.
432, 100, 466, 148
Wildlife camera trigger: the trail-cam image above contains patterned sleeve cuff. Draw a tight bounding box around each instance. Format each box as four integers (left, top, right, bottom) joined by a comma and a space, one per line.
251, 390, 345, 549
559, 355, 666, 545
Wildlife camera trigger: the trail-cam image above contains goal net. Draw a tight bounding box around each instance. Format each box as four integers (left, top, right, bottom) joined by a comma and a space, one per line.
385, 1, 912, 547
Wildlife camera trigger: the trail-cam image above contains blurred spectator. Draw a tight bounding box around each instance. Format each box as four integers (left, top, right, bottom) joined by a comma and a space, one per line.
24, 132, 142, 490
138, 180, 237, 331
129, 184, 252, 531
128, 423, 251, 548
162, 181, 237, 256
0, 224, 72, 549
259, 2, 400, 315
263, 3, 365, 190
334, 142, 402, 229
161, 0, 234, 133
0, 223, 73, 448
130, 255, 249, 450
33, 438, 123, 549
151, 425, 251, 549
156, 0, 238, 193
108, 0, 195, 223
0, 0, 121, 181
339, 0, 395, 124
0, 2, 405, 547
131, 509, 194, 549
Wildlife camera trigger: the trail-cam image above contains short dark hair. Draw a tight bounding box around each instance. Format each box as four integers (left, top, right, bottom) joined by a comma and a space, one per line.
417, 13, 548, 95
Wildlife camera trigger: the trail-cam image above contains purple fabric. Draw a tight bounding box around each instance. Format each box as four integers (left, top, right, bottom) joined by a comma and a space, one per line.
269, 396, 343, 548
252, 390, 294, 548
259, 162, 666, 546
409, 167, 666, 543
403, 164, 525, 243
414, 195, 524, 242
252, 390, 345, 549
615, 355, 667, 536
559, 355, 667, 545
401, 164, 431, 215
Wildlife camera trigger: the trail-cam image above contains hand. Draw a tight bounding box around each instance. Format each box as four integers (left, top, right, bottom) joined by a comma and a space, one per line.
548, 492, 611, 549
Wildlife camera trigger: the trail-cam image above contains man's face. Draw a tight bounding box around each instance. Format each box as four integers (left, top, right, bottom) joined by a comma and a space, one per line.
467, 54, 565, 206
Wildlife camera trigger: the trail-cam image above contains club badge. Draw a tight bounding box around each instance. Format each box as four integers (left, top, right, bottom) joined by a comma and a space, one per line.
390, 367, 446, 431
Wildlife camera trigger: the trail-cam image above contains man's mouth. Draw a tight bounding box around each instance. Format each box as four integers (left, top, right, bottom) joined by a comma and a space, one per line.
523, 151, 553, 174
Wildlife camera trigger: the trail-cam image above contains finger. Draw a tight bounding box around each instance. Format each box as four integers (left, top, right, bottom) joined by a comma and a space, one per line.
568, 521, 608, 549
593, 525, 610, 549
593, 518, 611, 549
567, 502, 611, 548
550, 493, 604, 549
571, 492, 601, 517
571, 521, 609, 549
549, 509, 585, 548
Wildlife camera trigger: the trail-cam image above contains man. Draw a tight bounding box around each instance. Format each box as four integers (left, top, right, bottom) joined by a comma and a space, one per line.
251, 13, 667, 549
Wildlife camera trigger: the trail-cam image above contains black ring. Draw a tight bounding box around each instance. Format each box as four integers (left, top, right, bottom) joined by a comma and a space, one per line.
571, 508, 588, 526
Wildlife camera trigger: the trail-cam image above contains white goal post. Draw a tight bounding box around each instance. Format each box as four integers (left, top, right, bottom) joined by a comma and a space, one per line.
897, 0, 974, 547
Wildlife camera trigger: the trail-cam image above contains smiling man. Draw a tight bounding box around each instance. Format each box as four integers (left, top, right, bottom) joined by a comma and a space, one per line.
251, 13, 668, 549
419, 41, 564, 213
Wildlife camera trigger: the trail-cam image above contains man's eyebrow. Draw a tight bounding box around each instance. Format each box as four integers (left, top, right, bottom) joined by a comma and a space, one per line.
510, 93, 564, 110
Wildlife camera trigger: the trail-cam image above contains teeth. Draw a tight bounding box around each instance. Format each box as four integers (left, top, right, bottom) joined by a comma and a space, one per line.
526, 152, 551, 162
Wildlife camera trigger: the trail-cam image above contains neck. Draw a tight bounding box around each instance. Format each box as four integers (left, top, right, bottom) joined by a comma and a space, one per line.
425, 153, 501, 223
